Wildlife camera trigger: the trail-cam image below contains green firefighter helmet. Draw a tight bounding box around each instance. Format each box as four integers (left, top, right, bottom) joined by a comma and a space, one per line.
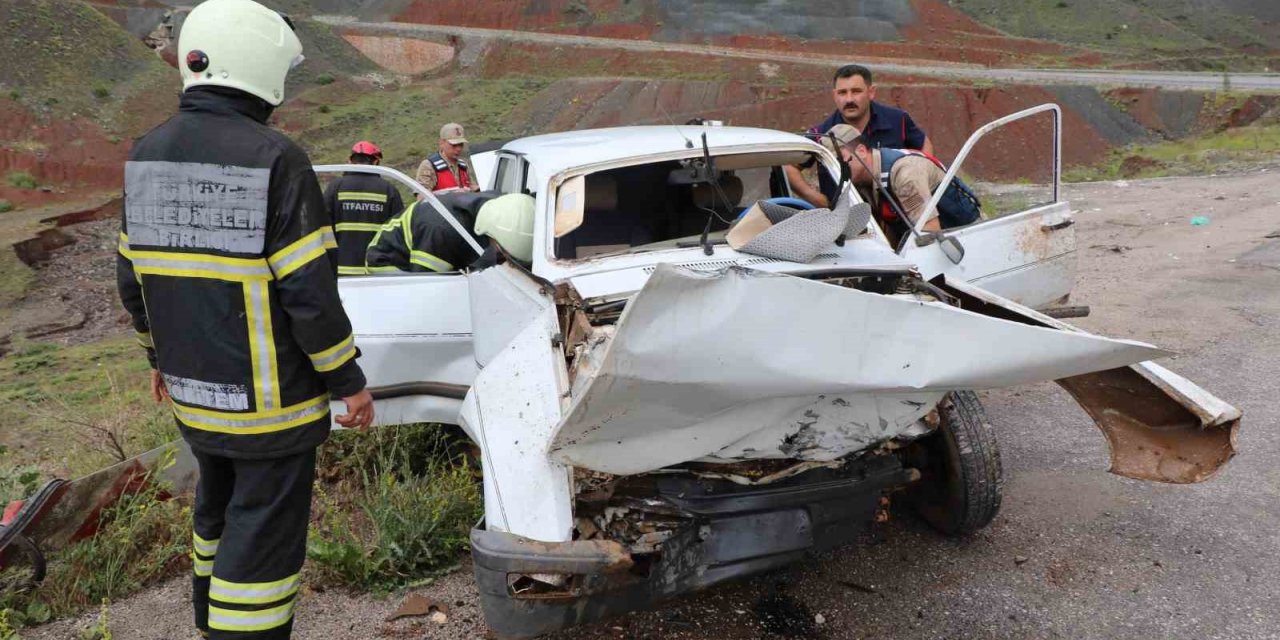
178, 0, 304, 106
474, 193, 536, 264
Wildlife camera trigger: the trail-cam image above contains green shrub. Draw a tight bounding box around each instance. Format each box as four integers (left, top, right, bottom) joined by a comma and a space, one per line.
5, 172, 37, 190
0, 445, 41, 504
0, 200, 13, 213
92, 86, 111, 100
308, 424, 481, 591
0, 608, 19, 639
78, 600, 112, 640
315, 73, 335, 86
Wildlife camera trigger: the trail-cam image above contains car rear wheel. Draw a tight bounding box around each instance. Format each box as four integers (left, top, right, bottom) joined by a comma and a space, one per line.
904, 390, 1003, 536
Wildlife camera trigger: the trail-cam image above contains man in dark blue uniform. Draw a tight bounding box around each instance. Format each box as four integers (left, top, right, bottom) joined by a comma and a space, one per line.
787, 64, 934, 208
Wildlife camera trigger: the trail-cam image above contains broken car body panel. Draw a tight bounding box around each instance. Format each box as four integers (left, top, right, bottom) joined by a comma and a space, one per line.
550, 264, 1166, 476
459, 265, 575, 543
936, 275, 1239, 483
334, 273, 475, 427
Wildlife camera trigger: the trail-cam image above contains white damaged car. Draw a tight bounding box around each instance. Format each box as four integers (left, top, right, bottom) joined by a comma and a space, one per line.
317, 104, 1239, 638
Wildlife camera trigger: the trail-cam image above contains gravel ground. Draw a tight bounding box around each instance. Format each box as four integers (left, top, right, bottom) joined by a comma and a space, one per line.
25, 169, 1280, 639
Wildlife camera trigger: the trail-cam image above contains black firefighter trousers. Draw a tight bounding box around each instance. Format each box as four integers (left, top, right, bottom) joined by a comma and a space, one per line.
190, 447, 315, 639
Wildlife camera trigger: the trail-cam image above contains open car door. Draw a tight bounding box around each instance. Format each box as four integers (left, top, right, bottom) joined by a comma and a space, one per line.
898, 104, 1076, 310
315, 164, 486, 427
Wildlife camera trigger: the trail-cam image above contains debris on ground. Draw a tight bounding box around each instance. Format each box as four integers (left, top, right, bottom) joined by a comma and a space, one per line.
837, 580, 878, 594
1091, 244, 1132, 254
1191, 216, 1211, 226
387, 594, 450, 623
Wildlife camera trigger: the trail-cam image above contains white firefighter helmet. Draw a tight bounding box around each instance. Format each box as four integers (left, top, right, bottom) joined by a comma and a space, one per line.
474, 193, 536, 264
178, 0, 304, 106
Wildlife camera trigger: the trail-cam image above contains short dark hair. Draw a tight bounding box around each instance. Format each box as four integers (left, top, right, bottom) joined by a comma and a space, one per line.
833, 64, 873, 86
349, 153, 377, 165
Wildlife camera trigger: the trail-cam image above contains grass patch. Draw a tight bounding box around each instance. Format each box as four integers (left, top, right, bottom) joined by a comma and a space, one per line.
0, 445, 42, 505
0, 201, 12, 214
0, 244, 35, 314
1064, 123, 1280, 182
308, 424, 481, 592
0, 336, 172, 476
0, 0, 169, 119
290, 76, 552, 170
5, 172, 37, 190
950, 0, 1280, 62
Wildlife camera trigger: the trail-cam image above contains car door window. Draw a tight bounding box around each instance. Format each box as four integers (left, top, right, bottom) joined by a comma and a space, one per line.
899, 104, 1076, 310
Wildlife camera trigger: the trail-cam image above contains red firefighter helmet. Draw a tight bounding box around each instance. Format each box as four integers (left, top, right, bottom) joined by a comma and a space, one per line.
350, 140, 382, 160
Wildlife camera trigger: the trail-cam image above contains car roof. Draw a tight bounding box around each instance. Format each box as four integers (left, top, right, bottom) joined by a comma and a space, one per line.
500, 125, 817, 177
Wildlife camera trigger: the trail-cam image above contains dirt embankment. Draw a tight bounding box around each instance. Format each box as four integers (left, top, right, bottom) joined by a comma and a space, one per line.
0, 100, 129, 208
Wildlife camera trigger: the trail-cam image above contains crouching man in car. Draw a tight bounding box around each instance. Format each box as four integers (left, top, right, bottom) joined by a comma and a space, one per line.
365, 193, 535, 272
828, 124, 980, 246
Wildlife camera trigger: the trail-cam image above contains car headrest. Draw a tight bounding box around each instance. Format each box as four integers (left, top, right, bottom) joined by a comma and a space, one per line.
584, 174, 618, 211
691, 175, 744, 209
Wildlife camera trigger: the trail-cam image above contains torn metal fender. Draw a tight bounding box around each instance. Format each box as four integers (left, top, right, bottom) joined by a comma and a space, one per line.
936, 276, 1239, 484
461, 265, 575, 542
550, 265, 1167, 475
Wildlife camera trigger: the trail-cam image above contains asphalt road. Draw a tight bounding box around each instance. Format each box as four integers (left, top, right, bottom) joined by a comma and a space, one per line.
318, 16, 1280, 92
29, 171, 1280, 639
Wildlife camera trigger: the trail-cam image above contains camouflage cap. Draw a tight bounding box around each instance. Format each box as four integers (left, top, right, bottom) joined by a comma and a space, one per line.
440, 123, 467, 145
817, 123, 862, 155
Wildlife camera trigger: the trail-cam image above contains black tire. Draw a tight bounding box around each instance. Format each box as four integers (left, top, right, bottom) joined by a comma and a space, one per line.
903, 390, 1003, 536
0, 530, 47, 590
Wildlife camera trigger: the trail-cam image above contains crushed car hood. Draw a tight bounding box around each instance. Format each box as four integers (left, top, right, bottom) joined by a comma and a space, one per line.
549, 265, 1167, 475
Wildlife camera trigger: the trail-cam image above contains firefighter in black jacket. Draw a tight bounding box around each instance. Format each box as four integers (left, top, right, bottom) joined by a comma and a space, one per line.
323, 141, 403, 275
115, 1, 374, 637
365, 197, 480, 273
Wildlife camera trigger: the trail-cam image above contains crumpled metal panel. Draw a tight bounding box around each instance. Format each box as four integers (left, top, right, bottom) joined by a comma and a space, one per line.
461, 265, 575, 542
936, 276, 1239, 484
549, 264, 1167, 475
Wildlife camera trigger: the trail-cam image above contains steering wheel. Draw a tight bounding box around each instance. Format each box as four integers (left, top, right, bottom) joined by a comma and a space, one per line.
736, 197, 815, 219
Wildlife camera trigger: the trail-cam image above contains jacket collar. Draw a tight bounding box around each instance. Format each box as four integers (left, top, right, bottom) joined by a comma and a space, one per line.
179, 87, 274, 124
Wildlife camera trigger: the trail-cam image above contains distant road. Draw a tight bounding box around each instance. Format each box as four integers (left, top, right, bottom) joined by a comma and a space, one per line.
317, 16, 1280, 92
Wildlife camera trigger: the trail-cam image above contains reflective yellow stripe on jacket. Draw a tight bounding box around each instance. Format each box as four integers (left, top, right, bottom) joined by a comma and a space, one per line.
172, 394, 330, 435
267, 227, 337, 279
410, 250, 453, 272
335, 222, 384, 233
336, 191, 387, 203
307, 335, 356, 373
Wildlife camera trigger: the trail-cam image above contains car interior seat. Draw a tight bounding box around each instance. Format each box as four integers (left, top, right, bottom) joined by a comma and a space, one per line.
557, 174, 656, 259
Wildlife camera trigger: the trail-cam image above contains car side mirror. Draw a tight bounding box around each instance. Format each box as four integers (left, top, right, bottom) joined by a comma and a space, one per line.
940, 235, 965, 264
